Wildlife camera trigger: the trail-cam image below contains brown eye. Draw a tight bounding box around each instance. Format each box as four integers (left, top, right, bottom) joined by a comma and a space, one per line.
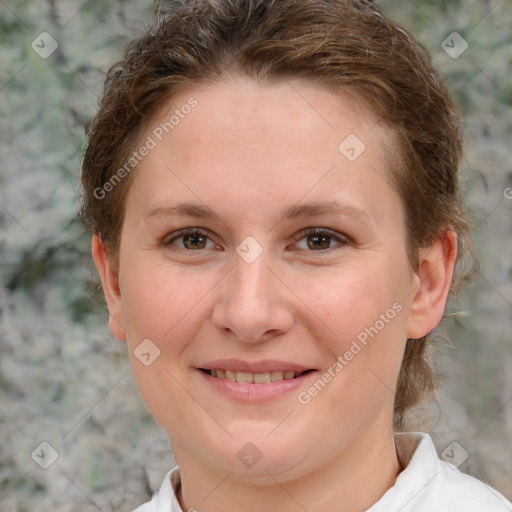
182, 232, 208, 250
294, 228, 348, 252
165, 229, 214, 250
307, 233, 331, 250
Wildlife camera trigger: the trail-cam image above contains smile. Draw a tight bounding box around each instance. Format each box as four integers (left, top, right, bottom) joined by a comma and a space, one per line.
199, 368, 314, 383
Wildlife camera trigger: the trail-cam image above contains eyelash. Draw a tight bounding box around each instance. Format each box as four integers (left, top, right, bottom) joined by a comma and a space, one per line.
163, 227, 349, 253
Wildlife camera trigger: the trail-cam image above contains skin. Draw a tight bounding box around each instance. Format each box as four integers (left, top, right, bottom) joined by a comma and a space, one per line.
93, 76, 457, 512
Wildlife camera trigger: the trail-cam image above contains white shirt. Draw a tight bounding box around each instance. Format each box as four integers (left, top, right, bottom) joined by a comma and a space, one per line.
132, 432, 512, 511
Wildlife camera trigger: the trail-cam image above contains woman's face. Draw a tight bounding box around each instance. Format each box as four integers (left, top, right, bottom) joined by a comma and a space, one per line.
94, 76, 449, 482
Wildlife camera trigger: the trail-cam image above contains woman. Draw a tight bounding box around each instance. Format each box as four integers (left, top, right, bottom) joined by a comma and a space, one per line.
80, 0, 512, 510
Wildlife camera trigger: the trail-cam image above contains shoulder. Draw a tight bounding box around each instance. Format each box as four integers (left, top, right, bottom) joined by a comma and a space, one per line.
131, 491, 159, 512
131, 500, 157, 512
431, 457, 512, 511
370, 432, 512, 512
130, 467, 181, 512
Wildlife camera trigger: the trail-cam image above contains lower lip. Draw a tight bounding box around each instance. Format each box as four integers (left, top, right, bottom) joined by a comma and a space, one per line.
198, 370, 318, 402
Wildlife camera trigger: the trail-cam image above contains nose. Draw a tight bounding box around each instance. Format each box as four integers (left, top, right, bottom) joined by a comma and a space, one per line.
211, 246, 294, 344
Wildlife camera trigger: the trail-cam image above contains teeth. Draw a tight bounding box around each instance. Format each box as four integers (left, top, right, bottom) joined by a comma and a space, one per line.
254, 372, 271, 383
269, 371, 284, 381
208, 369, 305, 383
236, 371, 254, 384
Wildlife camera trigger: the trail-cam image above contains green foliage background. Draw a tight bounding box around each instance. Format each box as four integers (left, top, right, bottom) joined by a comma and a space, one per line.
1, 0, 511, 510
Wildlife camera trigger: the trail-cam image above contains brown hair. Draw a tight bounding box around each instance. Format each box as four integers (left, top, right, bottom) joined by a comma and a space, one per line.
80, 0, 479, 428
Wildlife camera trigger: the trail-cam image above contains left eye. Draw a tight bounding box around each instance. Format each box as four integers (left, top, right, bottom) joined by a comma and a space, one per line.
293, 228, 348, 251
164, 228, 347, 252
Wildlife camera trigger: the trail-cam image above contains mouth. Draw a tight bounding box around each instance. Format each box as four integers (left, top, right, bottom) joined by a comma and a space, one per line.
196, 359, 319, 402
198, 368, 316, 384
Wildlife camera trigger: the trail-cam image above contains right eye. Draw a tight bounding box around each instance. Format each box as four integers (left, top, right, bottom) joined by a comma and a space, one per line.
164, 228, 219, 251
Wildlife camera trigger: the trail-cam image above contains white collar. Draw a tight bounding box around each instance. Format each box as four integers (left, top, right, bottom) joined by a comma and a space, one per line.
366, 432, 440, 511
151, 432, 434, 512
153, 465, 181, 512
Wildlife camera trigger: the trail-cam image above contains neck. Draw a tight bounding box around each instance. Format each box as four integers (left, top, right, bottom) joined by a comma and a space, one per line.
173, 426, 401, 512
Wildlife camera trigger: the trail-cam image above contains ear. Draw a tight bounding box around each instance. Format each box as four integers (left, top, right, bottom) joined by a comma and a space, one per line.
406, 229, 458, 339
91, 234, 127, 341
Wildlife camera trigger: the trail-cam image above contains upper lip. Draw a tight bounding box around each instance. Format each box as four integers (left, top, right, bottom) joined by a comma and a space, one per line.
198, 359, 315, 374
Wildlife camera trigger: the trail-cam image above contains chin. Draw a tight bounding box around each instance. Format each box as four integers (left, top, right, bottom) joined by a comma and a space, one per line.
204, 432, 310, 480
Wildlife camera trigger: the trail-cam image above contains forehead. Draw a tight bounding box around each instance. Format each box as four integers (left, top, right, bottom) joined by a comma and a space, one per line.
155, 76, 386, 152
126, 76, 400, 227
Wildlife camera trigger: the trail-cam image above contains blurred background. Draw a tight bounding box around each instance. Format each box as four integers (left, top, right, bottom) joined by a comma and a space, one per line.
0, 0, 511, 510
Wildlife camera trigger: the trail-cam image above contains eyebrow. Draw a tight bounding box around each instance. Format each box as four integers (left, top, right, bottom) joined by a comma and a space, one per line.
146, 200, 370, 224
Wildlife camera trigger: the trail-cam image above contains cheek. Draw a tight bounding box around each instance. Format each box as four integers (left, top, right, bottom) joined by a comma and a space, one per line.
303, 266, 408, 392
130, 358, 200, 439
119, 263, 205, 424
304, 266, 401, 345
119, 261, 213, 347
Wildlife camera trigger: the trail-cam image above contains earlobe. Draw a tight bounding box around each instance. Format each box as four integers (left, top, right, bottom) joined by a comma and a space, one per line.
406, 229, 458, 340
91, 234, 127, 341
